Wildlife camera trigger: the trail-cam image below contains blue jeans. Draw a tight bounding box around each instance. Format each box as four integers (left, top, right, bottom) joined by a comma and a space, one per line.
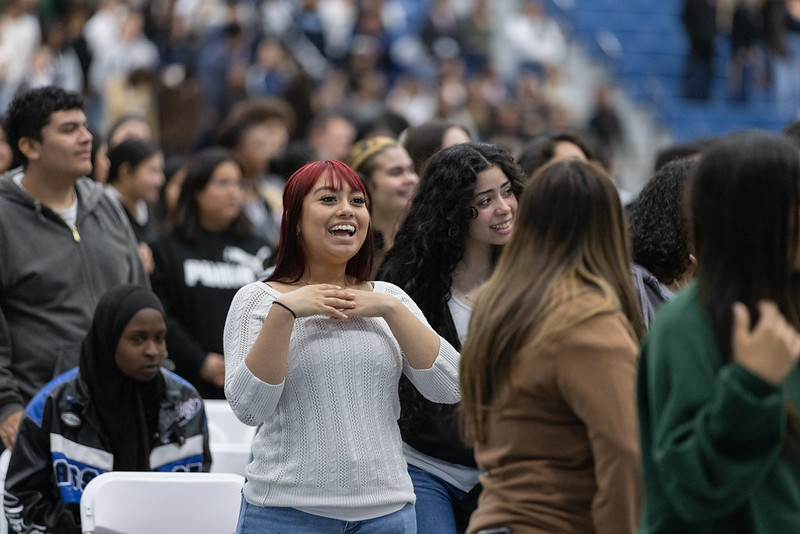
236, 496, 416, 533
407, 464, 468, 534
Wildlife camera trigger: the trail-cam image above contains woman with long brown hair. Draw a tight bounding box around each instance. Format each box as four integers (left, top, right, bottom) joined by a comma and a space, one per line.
460, 160, 644, 534
637, 131, 800, 533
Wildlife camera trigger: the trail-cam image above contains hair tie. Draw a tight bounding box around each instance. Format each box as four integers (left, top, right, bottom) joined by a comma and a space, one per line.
272, 301, 297, 319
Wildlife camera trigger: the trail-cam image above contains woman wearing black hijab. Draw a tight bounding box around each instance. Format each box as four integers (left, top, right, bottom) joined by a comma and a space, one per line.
4, 284, 211, 533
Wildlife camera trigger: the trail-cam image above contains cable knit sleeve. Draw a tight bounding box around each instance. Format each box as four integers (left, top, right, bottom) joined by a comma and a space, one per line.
375, 282, 461, 404
223, 282, 285, 426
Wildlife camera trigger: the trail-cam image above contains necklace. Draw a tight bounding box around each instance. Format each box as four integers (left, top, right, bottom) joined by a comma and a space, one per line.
458, 285, 479, 304
453, 278, 482, 304
453, 259, 490, 305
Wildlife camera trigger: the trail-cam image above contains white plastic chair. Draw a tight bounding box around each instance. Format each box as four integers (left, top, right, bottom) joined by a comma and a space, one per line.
204, 400, 255, 476
204, 400, 256, 444
0, 449, 10, 534
80, 471, 243, 534
209, 442, 252, 476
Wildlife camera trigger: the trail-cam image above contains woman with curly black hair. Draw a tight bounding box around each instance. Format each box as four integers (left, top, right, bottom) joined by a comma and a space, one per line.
378, 142, 523, 533
628, 158, 696, 328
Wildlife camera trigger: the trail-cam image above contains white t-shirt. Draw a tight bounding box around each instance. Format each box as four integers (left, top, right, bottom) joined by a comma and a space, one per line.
448, 294, 472, 347
14, 171, 78, 228
401, 295, 481, 493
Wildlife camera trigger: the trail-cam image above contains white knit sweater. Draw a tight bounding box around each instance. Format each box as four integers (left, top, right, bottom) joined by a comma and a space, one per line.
223, 280, 461, 520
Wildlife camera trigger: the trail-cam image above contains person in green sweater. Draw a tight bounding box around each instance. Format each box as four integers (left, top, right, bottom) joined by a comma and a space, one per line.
637, 130, 800, 533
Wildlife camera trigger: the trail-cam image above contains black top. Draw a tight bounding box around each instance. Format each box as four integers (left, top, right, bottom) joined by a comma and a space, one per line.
149, 228, 271, 398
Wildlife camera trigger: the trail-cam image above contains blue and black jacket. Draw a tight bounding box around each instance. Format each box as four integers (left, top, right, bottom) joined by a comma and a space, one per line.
3, 367, 210, 534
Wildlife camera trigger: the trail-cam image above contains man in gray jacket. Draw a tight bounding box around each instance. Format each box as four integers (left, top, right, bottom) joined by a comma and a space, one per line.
0, 86, 148, 449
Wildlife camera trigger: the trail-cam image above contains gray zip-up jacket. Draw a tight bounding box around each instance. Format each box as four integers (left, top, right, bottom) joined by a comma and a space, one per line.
0, 170, 148, 424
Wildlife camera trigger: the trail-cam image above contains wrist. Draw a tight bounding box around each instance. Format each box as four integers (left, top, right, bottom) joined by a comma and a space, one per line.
0, 404, 24, 426
272, 300, 298, 320
733, 359, 787, 388
730, 362, 784, 393
382, 295, 402, 319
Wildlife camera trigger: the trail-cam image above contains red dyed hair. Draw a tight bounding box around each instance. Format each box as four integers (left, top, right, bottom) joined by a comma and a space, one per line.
267, 160, 374, 283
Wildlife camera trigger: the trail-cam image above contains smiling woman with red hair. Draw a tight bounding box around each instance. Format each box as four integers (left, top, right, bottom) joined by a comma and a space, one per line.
223, 160, 461, 533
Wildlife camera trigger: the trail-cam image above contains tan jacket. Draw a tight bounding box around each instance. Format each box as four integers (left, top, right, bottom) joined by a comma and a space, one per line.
468, 292, 641, 534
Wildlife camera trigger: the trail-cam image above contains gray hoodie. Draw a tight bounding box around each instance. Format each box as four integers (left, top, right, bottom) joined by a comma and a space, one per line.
632, 263, 675, 330
0, 170, 148, 423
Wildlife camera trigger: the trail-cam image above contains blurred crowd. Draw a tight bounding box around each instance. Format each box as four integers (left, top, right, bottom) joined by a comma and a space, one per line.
0, 0, 622, 167
684, 0, 800, 106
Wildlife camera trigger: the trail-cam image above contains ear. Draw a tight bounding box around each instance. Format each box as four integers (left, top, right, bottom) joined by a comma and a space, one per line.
118, 161, 133, 180
684, 253, 698, 279
18, 137, 41, 162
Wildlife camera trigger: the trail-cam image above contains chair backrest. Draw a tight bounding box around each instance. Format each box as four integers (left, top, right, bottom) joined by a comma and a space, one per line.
204, 400, 256, 444
80, 471, 243, 534
209, 442, 252, 476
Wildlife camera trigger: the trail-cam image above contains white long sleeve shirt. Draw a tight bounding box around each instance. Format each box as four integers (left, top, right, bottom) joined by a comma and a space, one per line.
223, 280, 461, 520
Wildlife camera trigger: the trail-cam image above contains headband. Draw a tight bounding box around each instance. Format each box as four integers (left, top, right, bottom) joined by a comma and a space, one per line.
344, 136, 398, 171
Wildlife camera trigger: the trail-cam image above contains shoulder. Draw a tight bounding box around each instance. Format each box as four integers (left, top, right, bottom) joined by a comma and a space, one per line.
162, 369, 205, 419
632, 264, 672, 300
161, 367, 202, 401
372, 281, 430, 322
78, 178, 130, 223
149, 234, 186, 256
231, 280, 278, 309
25, 367, 82, 426
647, 284, 711, 345
236, 233, 272, 251
371, 280, 417, 305
0, 169, 27, 210
561, 312, 637, 356
552, 286, 620, 324
75, 176, 104, 200
642, 284, 720, 375
371, 280, 407, 298
547, 288, 638, 354
220, 240, 273, 268
0, 169, 18, 194
163, 368, 200, 396
515, 293, 638, 392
